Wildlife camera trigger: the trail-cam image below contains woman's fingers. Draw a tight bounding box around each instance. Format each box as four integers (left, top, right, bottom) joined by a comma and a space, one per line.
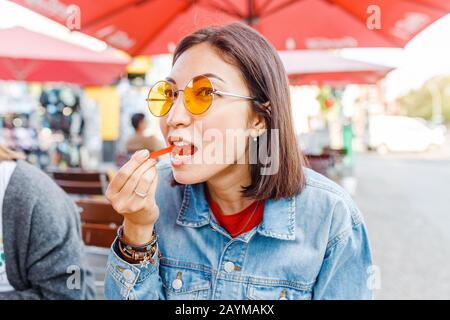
108, 160, 155, 215
106, 149, 149, 196
119, 158, 157, 198
127, 167, 158, 213
148, 166, 158, 198
133, 165, 157, 198
105, 149, 161, 234
0, 145, 26, 161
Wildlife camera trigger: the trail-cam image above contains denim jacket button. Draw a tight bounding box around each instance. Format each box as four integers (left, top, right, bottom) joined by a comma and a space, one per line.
172, 278, 183, 290
224, 261, 235, 273
123, 269, 135, 283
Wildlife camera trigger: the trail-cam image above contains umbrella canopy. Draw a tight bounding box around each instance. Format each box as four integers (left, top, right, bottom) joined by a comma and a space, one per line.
12, 0, 450, 56
279, 50, 394, 85
0, 26, 129, 85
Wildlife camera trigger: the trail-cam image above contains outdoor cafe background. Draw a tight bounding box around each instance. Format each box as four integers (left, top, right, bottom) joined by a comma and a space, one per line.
0, 0, 449, 299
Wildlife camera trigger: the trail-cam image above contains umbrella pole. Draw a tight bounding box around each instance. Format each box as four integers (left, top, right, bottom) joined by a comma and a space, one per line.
246, 0, 255, 26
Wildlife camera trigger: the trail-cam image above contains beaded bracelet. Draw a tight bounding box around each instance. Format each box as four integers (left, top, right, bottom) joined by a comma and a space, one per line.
116, 225, 159, 266
117, 225, 157, 252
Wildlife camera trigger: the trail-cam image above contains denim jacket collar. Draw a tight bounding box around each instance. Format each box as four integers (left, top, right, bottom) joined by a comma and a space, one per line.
176, 182, 296, 241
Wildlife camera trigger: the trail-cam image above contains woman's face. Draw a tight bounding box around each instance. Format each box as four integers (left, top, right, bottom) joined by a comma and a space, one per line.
159, 42, 256, 185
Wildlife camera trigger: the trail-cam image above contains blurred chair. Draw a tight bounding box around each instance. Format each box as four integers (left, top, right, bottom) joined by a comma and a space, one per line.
48, 169, 109, 195
322, 147, 346, 163
304, 154, 332, 177
76, 199, 122, 299
76, 199, 123, 248
305, 147, 347, 177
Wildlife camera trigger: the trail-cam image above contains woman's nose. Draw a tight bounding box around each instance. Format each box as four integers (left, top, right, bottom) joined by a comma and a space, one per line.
166, 92, 192, 128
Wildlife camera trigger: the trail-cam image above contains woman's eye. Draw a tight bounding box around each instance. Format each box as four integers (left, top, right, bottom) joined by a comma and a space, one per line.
195, 87, 213, 97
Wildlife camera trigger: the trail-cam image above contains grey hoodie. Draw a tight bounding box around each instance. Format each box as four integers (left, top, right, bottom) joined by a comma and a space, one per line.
1, 160, 95, 299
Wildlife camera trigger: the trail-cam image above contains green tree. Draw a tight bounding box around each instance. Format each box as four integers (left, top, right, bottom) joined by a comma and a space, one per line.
397, 75, 450, 122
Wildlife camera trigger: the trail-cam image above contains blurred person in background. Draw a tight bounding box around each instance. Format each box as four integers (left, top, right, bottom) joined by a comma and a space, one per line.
0, 144, 95, 299
125, 113, 165, 154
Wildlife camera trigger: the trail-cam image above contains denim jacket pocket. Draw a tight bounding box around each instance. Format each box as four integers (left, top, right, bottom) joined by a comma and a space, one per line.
160, 264, 211, 300
247, 282, 312, 300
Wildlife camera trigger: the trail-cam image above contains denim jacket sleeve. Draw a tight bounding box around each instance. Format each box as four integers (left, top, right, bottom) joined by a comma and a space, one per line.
312, 198, 374, 300
104, 238, 165, 300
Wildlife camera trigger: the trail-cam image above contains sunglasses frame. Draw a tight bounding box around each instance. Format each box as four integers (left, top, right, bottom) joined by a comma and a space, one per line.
146, 75, 256, 117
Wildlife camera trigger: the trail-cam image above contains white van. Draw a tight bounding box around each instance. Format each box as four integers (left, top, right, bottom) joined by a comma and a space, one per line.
367, 115, 446, 153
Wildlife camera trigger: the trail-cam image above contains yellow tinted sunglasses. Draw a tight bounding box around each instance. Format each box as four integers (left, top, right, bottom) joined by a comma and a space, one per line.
146, 74, 256, 117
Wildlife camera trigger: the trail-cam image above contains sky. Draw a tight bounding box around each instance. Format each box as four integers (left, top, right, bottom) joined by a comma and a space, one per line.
1, 0, 449, 101
341, 14, 450, 101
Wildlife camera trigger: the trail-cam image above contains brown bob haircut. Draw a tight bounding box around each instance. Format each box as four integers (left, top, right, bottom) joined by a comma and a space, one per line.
172, 22, 305, 200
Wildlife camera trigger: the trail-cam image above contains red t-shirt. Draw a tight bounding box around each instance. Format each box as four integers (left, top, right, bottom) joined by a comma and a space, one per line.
206, 192, 264, 237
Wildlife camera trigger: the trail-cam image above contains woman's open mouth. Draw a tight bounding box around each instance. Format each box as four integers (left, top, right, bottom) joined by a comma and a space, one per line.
170, 139, 198, 166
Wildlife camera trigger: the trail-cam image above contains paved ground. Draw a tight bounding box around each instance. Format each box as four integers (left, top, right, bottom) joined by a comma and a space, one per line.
353, 141, 450, 299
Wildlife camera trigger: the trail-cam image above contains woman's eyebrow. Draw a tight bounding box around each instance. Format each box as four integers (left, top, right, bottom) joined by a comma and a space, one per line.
165, 76, 176, 84
165, 73, 226, 84
201, 73, 226, 83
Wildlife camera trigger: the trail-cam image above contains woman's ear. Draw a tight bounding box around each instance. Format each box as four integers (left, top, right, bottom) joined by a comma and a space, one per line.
250, 108, 268, 138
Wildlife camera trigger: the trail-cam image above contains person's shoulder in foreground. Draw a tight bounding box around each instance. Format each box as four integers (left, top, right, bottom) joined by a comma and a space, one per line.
1, 160, 95, 300
301, 167, 365, 239
297, 167, 373, 299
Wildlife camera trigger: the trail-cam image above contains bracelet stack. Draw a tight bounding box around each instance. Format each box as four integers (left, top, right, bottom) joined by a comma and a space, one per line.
117, 225, 160, 267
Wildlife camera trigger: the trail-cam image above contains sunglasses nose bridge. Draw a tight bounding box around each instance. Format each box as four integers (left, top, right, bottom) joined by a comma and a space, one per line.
173, 89, 185, 97
171, 89, 183, 107
166, 89, 191, 122
172, 89, 188, 109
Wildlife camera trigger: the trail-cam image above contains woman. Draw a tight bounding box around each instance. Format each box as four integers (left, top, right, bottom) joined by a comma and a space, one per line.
104, 23, 373, 300
0, 145, 95, 299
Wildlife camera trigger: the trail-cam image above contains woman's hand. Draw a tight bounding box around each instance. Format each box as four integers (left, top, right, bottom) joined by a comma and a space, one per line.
106, 149, 159, 245
0, 145, 26, 161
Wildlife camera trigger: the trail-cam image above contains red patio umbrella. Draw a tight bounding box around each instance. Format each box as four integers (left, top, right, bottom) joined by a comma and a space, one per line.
279, 50, 394, 85
12, 0, 450, 56
0, 26, 129, 85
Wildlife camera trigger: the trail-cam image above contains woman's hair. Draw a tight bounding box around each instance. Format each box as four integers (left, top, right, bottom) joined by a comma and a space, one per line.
173, 22, 305, 200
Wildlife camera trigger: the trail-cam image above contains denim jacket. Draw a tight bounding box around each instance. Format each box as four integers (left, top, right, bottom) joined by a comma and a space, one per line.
104, 161, 373, 300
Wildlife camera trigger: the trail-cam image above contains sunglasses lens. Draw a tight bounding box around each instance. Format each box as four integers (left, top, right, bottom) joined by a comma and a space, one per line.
147, 81, 173, 116
184, 75, 214, 115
